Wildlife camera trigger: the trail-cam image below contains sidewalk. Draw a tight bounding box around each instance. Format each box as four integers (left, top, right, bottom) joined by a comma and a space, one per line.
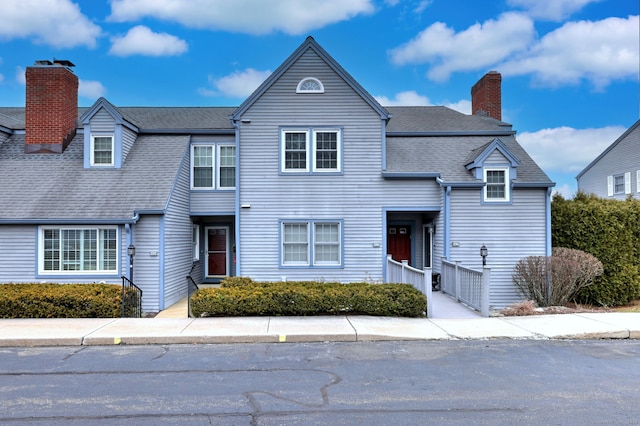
0, 312, 638, 347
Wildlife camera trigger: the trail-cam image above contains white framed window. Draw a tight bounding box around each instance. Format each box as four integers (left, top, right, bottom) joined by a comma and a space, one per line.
608, 173, 631, 196
281, 220, 342, 267
191, 144, 236, 190
192, 224, 200, 261
637, 170, 640, 193
296, 77, 324, 93
90, 135, 114, 166
281, 128, 341, 173
218, 145, 236, 189
313, 222, 340, 265
39, 226, 118, 274
484, 167, 510, 202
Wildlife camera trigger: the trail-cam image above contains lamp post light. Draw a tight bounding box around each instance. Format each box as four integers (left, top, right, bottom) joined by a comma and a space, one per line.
480, 244, 488, 267
127, 244, 136, 281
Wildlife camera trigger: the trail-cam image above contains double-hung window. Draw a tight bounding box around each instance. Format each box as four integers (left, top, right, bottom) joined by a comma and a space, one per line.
613, 174, 625, 194
40, 227, 118, 274
90, 135, 114, 166
281, 128, 341, 173
191, 144, 236, 189
281, 220, 342, 267
484, 167, 510, 202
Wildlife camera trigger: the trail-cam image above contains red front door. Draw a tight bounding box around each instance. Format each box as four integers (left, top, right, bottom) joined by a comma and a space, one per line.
388, 225, 412, 265
206, 227, 228, 277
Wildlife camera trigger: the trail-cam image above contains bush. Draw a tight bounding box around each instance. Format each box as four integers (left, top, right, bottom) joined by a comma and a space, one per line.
552, 193, 640, 306
190, 281, 427, 317
0, 283, 128, 318
512, 247, 603, 307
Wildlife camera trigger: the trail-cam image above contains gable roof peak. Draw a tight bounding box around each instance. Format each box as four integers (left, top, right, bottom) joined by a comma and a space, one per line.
230, 36, 390, 122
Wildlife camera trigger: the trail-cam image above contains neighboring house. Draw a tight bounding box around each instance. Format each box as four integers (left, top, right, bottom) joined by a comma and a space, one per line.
577, 119, 640, 199
0, 37, 554, 312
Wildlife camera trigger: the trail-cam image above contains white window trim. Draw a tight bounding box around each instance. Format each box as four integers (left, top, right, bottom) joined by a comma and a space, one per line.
483, 167, 510, 202
636, 170, 640, 193
38, 226, 119, 275
280, 128, 342, 173
296, 77, 324, 93
191, 144, 236, 190
90, 134, 114, 166
192, 224, 200, 261
312, 128, 342, 173
281, 129, 310, 173
280, 220, 342, 267
217, 144, 236, 190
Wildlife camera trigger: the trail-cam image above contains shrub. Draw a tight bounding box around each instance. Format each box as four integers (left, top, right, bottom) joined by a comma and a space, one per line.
0, 283, 127, 318
190, 281, 427, 317
512, 247, 603, 307
552, 193, 640, 306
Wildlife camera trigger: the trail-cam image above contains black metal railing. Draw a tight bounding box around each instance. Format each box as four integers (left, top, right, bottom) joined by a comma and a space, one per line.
121, 275, 143, 318
186, 274, 199, 318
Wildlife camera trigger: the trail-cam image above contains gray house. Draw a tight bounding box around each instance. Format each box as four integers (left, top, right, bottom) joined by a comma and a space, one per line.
577, 119, 640, 199
0, 37, 554, 312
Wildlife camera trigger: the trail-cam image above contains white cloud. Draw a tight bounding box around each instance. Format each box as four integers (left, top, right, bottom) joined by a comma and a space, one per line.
0, 0, 100, 48
444, 99, 471, 115
108, 0, 375, 35
389, 12, 535, 81
500, 15, 639, 89
109, 25, 188, 57
15, 67, 26, 85
375, 91, 432, 106
507, 0, 604, 21
199, 68, 272, 99
517, 125, 627, 174
552, 183, 575, 199
79, 80, 106, 99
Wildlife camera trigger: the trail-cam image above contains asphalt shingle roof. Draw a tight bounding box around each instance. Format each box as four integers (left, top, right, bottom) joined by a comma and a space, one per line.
0, 133, 190, 221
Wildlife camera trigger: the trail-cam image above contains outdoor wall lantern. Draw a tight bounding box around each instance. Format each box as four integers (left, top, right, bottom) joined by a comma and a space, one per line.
128, 244, 136, 280
480, 244, 488, 267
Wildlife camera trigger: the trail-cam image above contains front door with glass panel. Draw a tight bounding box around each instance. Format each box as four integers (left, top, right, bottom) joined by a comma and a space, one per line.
206, 226, 228, 277
387, 225, 412, 265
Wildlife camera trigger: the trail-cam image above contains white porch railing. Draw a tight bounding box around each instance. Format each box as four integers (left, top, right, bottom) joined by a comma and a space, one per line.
441, 259, 491, 317
386, 255, 433, 318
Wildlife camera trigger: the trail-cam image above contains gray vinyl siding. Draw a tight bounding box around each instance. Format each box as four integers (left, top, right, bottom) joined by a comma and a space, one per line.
121, 126, 137, 161
89, 108, 115, 133
162, 147, 192, 309
190, 135, 236, 213
191, 192, 235, 214
0, 226, 36, 282
578, 124, 640, 199
133, 215, 162, 312
449, 188, 547, 309
237, 49, 443, 282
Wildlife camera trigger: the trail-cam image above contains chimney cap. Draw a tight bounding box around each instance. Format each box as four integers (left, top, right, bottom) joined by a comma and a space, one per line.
53, 59, 75, 67
33, 59, 75, 68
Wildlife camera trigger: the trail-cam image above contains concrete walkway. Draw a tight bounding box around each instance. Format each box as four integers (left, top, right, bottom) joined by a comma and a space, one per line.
0, 311, 638, 347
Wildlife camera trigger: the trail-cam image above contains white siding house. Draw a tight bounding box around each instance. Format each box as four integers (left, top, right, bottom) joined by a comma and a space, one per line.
577, 119, 640, 199
0, 38, 554, 312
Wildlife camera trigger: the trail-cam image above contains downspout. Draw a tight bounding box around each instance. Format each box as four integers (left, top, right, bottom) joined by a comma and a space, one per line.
443, 185, 451, 260
232, 119, 241, 277
124, 213, 140, 280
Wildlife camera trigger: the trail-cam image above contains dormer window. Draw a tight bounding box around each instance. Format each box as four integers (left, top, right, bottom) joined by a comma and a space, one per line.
296, 77, 324, 93
90, 135, 114, 166
484, 167, 510, 202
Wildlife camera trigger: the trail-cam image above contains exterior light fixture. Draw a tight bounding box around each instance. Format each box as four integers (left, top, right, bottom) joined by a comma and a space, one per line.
128, 244, 136, 280
480, 244, 488, 267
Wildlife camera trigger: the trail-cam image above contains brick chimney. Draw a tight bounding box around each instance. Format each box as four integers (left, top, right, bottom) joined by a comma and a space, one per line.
25, 59, 78, 154
471, 71, 501, 121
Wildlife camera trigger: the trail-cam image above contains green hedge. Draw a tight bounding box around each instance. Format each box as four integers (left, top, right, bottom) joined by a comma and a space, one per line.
0, 283, 129, 318
191, 280, 427, 317
552, 193, 640, 306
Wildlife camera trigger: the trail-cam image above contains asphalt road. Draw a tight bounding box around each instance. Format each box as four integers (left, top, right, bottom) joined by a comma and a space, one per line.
1, 340, 639, 425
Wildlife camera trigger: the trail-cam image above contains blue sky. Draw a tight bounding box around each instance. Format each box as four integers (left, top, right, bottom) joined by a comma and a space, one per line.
0, 0, 637, 197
